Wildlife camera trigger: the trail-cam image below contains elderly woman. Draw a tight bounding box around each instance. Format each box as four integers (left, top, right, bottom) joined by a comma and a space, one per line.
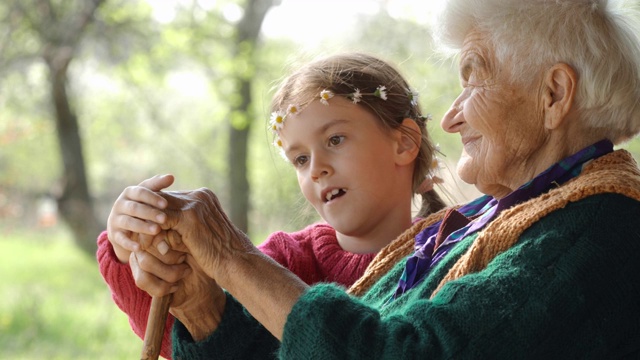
146, 0, 640, 358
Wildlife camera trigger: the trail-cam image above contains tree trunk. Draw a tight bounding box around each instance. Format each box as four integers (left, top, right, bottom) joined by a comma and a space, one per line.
46, 49, 103, 256
228, 86, 251, 233
227, 0, 278, 233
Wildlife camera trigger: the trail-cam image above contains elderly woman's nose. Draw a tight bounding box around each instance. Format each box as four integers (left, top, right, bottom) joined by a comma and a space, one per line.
441, 101, 464, 133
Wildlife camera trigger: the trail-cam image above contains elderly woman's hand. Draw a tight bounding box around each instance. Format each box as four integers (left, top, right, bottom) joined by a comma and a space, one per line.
130, 230, 226, 340
156, 188, 308, 340
158, 188, 257, 282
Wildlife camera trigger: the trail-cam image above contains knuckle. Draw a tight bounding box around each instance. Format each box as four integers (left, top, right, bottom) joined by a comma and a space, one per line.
124, 200, 137, 214
123, 186, 137, 197
135, 252, 150, 269
121, 215, 135, 231
132, 270, 149, 290
166, 270, 182, 283
133, 275, 145, 289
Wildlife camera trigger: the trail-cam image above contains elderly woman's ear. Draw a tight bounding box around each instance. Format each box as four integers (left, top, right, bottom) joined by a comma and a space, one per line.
542, 63, 577, 130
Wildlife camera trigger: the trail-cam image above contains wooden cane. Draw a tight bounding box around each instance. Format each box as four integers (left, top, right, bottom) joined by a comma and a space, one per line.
139, 229, 179, 360
140, 294, 172, 360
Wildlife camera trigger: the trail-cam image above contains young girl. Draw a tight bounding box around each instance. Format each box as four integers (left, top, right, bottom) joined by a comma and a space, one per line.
97, 52, 446, 358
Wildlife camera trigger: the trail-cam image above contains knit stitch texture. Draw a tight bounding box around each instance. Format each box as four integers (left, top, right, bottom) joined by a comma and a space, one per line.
278, 149, 640, 359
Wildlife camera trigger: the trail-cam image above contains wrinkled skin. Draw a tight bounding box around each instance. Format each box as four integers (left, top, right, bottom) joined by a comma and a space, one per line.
158, 188, 259, 282
155, 187, 307, 340
106, 175, 226, 339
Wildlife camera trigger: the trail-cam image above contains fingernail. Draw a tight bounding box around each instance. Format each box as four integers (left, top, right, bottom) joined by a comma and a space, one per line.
157, 241, 169, 255
156, 213, 166, 223
178, 255, 186, 264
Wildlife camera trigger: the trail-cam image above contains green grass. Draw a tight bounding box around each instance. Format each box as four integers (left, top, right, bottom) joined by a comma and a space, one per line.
0, 226, 148, 359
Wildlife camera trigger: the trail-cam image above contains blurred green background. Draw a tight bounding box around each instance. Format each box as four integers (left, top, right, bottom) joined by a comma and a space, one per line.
1, 0, 638, 358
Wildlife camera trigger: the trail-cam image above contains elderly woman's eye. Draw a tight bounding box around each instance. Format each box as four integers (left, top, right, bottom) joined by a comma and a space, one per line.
328, 135, 345, 146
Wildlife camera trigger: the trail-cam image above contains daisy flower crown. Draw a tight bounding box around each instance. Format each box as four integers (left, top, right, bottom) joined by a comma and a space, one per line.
268, 85, 442, 193
269, 86, 430, 147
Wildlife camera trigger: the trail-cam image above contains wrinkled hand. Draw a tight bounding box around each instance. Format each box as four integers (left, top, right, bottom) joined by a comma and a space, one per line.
130, 229, 226, 340
129, 230, 189, 297
157, 188, 257, 283
156, 188, 308, 341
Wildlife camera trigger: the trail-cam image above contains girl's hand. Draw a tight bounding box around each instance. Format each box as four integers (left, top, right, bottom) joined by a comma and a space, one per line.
107, 174, 175, 263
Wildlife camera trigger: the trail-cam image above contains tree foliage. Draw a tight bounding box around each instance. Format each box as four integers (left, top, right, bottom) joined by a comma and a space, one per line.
1, 0, 109, 255
2, 0, 638, 251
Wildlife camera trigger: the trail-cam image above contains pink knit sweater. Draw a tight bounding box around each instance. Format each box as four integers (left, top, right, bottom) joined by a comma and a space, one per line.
96, 223, 377, 359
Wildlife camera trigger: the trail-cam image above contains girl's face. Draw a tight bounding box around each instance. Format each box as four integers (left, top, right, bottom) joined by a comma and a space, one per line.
278, 96, 415, 253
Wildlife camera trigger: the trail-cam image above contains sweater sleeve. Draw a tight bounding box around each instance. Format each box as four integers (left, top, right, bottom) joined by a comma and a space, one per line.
170, 231, 311, 359
96, 231, 174, 359
169, 222, 386, 358
279, 194, 640, 359
172, 292, 280, 359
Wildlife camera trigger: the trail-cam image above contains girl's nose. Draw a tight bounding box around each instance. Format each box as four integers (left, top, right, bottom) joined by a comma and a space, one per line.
310, 154, 332, 182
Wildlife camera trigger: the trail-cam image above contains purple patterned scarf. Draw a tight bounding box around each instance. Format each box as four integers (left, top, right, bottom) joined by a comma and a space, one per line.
393, 139, 614, 299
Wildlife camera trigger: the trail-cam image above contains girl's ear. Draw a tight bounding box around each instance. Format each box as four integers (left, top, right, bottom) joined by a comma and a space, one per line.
394, 118, 421, 166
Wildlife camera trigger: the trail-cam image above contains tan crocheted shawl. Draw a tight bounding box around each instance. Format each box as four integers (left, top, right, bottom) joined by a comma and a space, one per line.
348, 149, 640, 297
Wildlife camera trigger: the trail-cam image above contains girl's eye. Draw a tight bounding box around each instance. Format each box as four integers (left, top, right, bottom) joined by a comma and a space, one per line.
328, 135, 344, 146
293, 155, 309, 167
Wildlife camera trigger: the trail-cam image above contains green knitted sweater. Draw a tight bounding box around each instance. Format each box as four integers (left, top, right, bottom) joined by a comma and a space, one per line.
173, 151, 640, 359
281, 193, 640, 359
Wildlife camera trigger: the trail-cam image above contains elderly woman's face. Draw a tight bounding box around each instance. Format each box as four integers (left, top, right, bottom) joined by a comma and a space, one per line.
441, 31, 547, 198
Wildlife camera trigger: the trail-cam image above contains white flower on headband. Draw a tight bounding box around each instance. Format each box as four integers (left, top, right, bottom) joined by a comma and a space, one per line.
374, 85, 387, 100
407, 88, 419, 107
269, 110, 286, 131
418, 113, 433, 122
269, 105, 302, 150
430, 156, 445, 183
320, 90, 334, 105
274, 138, 288, 160
351, 88, 362, 104
287, 104, 299, 115
431, 156, 442, 171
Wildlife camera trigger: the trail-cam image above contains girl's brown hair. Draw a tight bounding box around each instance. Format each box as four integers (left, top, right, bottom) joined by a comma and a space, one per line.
271, 52, 446, 217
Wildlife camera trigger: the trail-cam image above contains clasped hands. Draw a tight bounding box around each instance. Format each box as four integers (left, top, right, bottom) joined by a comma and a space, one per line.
107, 175, 256, 339
157, 186, 253, 282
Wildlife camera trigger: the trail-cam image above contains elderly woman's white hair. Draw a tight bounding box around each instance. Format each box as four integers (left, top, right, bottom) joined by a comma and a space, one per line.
434, 0, 640, 144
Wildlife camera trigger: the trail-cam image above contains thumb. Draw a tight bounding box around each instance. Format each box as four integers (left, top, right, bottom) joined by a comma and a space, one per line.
166, 229, 184, 251
139, 174, 175, 192
156, 192, 187, 235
